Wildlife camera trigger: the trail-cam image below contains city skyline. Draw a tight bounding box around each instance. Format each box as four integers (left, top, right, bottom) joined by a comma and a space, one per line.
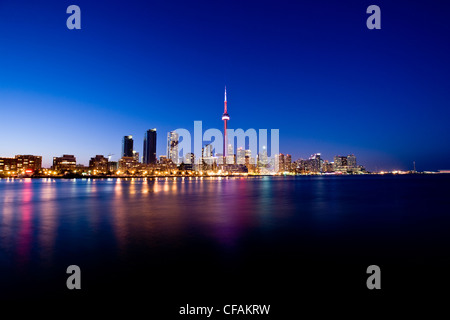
1, 1, 450, 171
0, 85, 446, 173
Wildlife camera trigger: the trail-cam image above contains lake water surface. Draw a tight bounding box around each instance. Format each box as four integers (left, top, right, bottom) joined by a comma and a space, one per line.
1, 175, 449, 307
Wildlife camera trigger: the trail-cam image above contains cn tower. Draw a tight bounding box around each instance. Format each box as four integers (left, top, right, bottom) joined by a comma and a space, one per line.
222, 86, 230, 162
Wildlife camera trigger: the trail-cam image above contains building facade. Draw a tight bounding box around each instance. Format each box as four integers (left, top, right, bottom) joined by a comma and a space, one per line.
167, 131, 179, 165
53, 155, 77, 171
89, 155, 108, 173
143, 129, 157, 164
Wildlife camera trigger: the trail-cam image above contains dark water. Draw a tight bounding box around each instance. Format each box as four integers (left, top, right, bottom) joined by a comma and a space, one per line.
1, 175, 449, 310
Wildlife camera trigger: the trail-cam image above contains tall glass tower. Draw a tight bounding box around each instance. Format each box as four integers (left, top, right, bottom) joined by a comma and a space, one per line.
143, 129, 157, 164
167, 131, 179, 165
122, 135, 134, 158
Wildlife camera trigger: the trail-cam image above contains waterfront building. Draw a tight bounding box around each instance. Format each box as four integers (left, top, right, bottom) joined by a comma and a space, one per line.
237, 148, 245, 165
122, 135, 134, 158
108, 161, 118, 172
347, 154, 357, 168
53, 155, 76, 171
0, 157, 18, 174
167, 131, 179, 165
89, 155, 108, 173
143, 129, 157, 164
118, 156, 139, 171
16, 155, 42, 172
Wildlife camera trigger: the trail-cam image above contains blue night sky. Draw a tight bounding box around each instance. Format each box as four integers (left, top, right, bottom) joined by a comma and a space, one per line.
0, 0, 449, 171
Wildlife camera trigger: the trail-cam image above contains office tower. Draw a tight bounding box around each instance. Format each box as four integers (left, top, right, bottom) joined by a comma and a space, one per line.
276, 153, 285, 172
245, 149, 254, 165
307, 153, 322, 173
285, 154, 292, 172
122, 135, 134, 158
322, 160, 334, 173
143, 129, 157, 164
334, 155, 348, 168
221, 87, 230, 162
347, 154, 357, 168
203, 144, 213, 158
258, 146, 268, 166
237, 148, 245, 165
226, 143, 234, 164
167, 131, 179, 165
334, 155, 350, 172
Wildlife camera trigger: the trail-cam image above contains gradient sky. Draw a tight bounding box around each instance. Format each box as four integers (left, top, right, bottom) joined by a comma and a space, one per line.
0, 0, 449, 171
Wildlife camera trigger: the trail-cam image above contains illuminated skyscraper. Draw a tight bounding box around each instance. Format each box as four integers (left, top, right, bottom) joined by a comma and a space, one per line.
227, 143, 234, 164
167, 131, 179, 165
285, 154, 292, 172
237, 148, 245, 165
143, 129, 157, 164
203, 144, 213, 158
245, 149, 253, 165
122, 135, 134, 158
347, 154, 357, 168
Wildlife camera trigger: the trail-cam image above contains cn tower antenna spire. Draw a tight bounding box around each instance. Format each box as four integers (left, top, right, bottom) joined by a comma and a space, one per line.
222, 86, 230, 161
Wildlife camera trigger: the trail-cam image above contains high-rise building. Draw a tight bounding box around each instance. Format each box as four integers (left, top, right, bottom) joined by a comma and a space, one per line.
322, 160, 334, 173
285, 154, 292, 172
258, 146, 268, 166
222, 87, 230, 162
226, 143, 234, 164
143, 129, 157, 164
203, 144, 213, 158
122, 135, 134, 158
333, 155, 357, 172
334, 155, 348, 169
167, 131, 179, 165
347, 154, 357, 168
307, 153, 322, 173
245, 149, 254, 165
236, 148, 245, 165
276, 153, 285, 172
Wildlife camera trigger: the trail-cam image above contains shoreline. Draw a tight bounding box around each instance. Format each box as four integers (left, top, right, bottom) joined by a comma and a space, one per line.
0, 172, 447, 180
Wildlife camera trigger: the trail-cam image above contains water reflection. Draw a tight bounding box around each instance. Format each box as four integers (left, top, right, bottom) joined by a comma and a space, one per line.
0, 177, 334, 271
